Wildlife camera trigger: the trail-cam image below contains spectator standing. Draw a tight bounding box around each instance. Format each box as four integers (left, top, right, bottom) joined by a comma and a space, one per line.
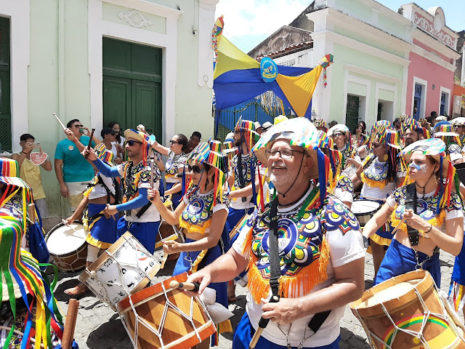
12, 133, 52, 217
54, 119, 96, 211
186, 131, 201, 153
101, 127, 123, 163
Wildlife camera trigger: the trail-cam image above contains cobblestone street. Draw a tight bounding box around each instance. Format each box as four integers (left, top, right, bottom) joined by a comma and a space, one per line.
53, 251, 459, 349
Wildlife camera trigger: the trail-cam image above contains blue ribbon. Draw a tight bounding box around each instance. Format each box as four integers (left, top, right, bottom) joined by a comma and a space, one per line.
317, 148, 326, 206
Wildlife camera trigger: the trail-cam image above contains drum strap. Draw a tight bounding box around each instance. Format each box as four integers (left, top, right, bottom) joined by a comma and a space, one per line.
267, 195, 331, 335
405, 183, 420, 246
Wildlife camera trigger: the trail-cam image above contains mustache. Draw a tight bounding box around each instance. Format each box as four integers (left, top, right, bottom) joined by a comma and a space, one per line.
271, 162, 286, 169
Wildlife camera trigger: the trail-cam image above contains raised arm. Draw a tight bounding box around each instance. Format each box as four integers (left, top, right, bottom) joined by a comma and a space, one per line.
148, 188, 185, 225
151, 140, 170, 156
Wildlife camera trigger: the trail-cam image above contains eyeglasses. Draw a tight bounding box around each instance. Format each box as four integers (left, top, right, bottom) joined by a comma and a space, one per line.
169, 140, 179, 144
265, 148, 304, 160
127, 140, 142, 146
188, 165, 204, 173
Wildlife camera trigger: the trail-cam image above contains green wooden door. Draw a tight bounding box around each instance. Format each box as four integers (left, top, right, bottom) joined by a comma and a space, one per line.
345, 94, 359, 133
0, 17, 11, 152
103, 38, 162, 141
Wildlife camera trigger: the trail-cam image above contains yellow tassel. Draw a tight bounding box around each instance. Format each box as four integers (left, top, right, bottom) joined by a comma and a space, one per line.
179, 219, 212, 236
246, 238, 330, 304
361, 173, 387, 189
390, 206, 445, 235
190, 249, 208, 272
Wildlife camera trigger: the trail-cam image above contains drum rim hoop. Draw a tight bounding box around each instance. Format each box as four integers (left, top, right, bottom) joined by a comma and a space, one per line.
118, 273, 189, 312
46, 220, 86, 256
84, 231, 138, 272
350, 270, 435, 317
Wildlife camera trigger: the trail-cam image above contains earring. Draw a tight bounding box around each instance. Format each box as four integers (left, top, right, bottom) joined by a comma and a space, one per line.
383, 154, 389, 162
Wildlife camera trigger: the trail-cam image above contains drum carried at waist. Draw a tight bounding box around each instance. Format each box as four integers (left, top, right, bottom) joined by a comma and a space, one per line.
80, 232, 163, 311
351, 200, 381, 226
351, 270, 465, 349
118, 273, 216, 349
46, 221, 87, 272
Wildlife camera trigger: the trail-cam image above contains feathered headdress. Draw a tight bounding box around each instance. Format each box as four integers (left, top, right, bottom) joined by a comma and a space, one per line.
234, 117, 260, 152
253, 117, 330, 207
401, 138, 457, 211
187, 140, 228, 206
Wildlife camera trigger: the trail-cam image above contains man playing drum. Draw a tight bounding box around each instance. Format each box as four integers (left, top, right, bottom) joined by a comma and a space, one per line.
226, 118, 260, 301
85, 129, 161, 253
186, 118, 365, 349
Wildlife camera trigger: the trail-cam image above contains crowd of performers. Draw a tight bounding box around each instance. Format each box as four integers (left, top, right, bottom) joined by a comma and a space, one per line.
2, 114, 465, 348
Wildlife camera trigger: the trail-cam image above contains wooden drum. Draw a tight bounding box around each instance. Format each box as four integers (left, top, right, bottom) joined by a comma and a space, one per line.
118, 273, 216, 349
351, 270, 465, 349
46, 221, 87, 272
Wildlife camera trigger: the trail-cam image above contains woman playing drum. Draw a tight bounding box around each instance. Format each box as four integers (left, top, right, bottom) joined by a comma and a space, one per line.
349, 122, 402, 275
148, 140, 231, 347
363, 138, 464, 287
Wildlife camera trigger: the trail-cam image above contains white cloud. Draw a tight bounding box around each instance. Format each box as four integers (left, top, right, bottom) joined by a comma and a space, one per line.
215, 0, 309, 39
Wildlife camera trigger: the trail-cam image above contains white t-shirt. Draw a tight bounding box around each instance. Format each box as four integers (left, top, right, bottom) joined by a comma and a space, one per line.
88, 174, 116, 200
386, 188, 463, 231
232, 188, 365, 347
360, 158, 396, 201
229, 153, 256, 210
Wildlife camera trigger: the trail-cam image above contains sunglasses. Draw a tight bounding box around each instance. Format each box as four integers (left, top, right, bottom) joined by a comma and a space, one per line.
127, 140, 142, 146
169, 140, 179, 144
188, 165, 203, 173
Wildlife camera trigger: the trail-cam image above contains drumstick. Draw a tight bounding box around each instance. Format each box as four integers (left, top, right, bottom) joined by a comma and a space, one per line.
28, 203, 36, 224
62, 298, 79, 349
249, 295, 279, 349
84, 128, 95, 159
169, 280, 200, 292
52, 113, 67, 131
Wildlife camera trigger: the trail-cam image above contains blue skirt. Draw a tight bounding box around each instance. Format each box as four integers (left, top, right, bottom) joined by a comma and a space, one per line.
116, 218, 160, 254
166, 182, 183, 209
86, 203, 117, 248
173, 238, 228, 310
232, 312, 340, 349
451, 231, 465, 285
374, 238, 441, 287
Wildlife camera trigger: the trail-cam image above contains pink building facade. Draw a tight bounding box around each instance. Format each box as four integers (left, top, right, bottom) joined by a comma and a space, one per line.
401, 5, 460, 119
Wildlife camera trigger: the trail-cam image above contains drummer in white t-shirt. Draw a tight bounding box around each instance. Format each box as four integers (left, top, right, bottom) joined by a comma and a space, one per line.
186, 118, 365, 349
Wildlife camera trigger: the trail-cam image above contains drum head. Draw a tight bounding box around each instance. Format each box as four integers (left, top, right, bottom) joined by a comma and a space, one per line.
46, 222, 86, 255
351, 200, 381, 215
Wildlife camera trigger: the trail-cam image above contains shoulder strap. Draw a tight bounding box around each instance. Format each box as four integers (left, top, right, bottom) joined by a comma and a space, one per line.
267, 196, 280, 298
405, 183, 419, 246
97, 175, 113, 203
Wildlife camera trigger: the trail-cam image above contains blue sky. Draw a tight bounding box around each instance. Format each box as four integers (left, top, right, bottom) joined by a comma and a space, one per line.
215, 0, 464, 53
